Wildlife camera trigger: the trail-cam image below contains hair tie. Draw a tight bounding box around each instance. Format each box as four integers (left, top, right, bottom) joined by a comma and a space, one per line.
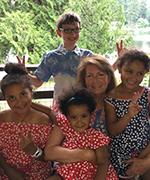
66, 96, 88, 104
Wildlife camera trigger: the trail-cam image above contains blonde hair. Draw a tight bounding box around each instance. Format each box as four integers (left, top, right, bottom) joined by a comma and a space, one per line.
76, 54, 116, 94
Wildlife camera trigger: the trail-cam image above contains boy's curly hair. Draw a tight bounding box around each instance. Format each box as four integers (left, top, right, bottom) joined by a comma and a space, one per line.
118, 49, 150, 72
57, 85, 96, 116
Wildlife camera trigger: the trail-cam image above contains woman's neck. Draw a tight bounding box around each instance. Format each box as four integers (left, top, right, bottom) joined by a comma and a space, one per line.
94, 93, 105, 111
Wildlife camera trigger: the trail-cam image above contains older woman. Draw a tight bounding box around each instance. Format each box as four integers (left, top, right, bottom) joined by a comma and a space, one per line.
76, 54, 117, 135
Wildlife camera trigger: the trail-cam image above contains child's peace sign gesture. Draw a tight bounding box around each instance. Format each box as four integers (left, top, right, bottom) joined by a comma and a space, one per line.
18, 131, 37, 156
127, 92, 142, 119
16, 55, 26, 66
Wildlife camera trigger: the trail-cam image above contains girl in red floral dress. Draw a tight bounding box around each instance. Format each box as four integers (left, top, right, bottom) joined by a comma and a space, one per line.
0, 63, 54, 180
32, 86, 118, 180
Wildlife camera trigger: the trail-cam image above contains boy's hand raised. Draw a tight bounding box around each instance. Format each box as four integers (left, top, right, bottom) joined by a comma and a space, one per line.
16, 55, 29, 73
16, 55, 26, 66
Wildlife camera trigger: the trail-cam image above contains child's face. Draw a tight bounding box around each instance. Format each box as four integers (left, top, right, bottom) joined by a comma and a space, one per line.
118, 59, 146, 90
56, 21, 80, 50
4, 83, 32, 115
85, 64, 110, 96
66, 104, 91, 133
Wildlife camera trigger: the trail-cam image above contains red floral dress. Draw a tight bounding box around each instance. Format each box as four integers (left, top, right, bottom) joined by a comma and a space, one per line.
56, 113, 118, 180
0, 122, 52, 180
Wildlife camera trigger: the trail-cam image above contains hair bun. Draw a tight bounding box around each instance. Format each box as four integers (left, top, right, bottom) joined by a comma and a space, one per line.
4, 63, 28, 75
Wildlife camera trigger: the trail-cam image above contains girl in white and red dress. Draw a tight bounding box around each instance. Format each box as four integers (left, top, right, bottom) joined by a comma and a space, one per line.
33, 85, 118, 180
0, 63, 54, 180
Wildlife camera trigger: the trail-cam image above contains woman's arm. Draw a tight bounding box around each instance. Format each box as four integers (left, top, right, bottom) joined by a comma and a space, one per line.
94, 146, 108, 180
125, 139, 150, 176
105, 92, 142, 136
31, 102, 58, 125
44, 126, 96, 164
125, 153, 150, 176
138, 139, 150, 158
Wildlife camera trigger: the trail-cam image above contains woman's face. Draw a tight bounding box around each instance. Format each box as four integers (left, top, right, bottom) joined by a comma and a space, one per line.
85, 64, 110, 96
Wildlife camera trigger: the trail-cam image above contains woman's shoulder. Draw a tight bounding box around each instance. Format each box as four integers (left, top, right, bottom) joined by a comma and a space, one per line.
30, 108, 51, 125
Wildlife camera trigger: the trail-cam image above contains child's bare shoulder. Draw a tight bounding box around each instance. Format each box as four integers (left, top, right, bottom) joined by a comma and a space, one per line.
31, 109, 51, 125
0, 109, 12, 122
106, 88, 117, 98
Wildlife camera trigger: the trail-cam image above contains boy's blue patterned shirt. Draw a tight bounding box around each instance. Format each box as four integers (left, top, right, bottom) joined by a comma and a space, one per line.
34, 44, 93, 100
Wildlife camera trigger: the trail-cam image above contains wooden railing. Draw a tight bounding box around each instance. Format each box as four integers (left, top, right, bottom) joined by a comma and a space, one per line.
1, 64, 150, 101
0, 64, 53, 100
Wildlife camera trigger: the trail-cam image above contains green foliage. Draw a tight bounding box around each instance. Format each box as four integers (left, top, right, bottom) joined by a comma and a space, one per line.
64, 0, 133, 57
126, 0, 139, 25
142, 52, 150, 87
139, 0, 147, 19
142, 73, 150, 87
146, 7, 150, 25
137, 18, 149, 28
0, 0, 133, 64
119, 0, 150, 26
0, 0, 58, 64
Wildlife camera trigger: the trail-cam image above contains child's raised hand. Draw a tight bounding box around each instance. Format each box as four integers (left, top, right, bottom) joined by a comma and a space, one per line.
16, 55, 26, 66
18, 131, 37, 155
128, 92, 142, 118
116, 40, 127, 56
113, 40, 127, 71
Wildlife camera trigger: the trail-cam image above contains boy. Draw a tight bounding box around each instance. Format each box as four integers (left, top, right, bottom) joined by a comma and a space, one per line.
17, 12, 93, 111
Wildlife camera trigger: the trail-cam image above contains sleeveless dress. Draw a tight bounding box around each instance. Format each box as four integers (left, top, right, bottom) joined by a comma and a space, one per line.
56, 113, 118, 180
105, 87, 150, 177
91, 108, 109, 136
0, 122, 52, 180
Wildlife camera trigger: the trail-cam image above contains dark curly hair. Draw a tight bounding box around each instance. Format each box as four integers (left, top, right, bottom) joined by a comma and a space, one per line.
118, 49, 150, 72
1, 63, 32, 97
57, 85, 96, 116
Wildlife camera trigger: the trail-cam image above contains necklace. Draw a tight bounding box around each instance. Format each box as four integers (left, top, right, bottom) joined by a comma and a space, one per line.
14, 108, 31, 125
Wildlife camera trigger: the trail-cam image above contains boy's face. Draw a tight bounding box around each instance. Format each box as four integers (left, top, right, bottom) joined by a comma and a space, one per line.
56, 22, 80, 50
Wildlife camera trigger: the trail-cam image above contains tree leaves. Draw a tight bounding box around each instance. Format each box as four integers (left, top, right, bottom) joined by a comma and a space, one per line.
0, 0, 133, 64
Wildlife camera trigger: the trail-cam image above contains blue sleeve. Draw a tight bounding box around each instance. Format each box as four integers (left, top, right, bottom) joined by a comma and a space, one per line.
34, 52, 53, 82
